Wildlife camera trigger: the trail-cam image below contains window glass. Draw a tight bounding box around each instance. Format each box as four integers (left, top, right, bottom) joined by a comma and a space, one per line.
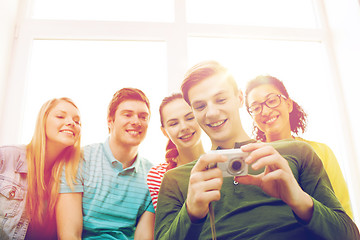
23, 39, 168, 163
187, 0, 318, 28
32, 0, 174, 22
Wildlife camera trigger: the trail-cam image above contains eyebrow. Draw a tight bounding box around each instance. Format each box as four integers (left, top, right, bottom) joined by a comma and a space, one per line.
166, 111, 193, 124
191, 90, 227, 106
250, 93, 278, 105
184, 112, 193, 118
166, 118, 177, 123
53, 109, 80, 118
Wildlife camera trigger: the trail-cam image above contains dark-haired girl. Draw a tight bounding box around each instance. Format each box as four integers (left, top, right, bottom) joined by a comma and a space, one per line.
147, 93, 204, 210
245, 75, 353, 218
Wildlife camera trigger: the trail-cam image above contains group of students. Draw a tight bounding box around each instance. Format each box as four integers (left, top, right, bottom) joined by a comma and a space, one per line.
1, 60, 359, 239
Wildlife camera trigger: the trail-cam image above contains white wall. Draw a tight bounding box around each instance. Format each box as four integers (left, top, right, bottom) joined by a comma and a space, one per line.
0, 0, 20, 127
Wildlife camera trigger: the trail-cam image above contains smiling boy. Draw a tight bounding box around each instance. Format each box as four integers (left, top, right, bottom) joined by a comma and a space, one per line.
57, 88, 155, 240
154, 61, 359, 240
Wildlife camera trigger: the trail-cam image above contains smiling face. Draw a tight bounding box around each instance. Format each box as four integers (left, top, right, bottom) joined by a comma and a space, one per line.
161, 98, 202, 151
246, 84, 293, 141
188, 73, 244, 148
108, 100, 150, 148
45, 100, 81, 149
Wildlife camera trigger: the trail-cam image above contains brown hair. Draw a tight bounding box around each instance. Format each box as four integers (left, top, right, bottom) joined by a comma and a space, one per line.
159, 93, 184, 170
181, 60, 238, 105
107, 88, 150, 132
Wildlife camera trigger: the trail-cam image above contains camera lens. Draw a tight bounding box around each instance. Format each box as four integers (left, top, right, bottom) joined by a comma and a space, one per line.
231, 160, 242, 171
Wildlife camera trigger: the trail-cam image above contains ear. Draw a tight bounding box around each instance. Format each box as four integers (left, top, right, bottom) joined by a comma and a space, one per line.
237, 89, 245, 108
287, 98, 294, 113
107, 117, 114, 132
160, 126, 169, 139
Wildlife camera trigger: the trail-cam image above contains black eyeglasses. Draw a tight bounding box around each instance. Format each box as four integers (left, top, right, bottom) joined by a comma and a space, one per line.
247, 94, 287, 116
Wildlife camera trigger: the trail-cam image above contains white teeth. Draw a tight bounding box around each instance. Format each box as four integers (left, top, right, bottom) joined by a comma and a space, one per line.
128, 131, 140, 136
265, 117, 277, 124
209, 120, 225, 127
180, 134, 192, 139
61, 130, 74, 136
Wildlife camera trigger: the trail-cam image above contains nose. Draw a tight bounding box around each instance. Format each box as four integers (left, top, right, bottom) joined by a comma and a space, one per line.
205, 102, 220, 119
65, 117, 75, 126
179, 120, 189, 131
261, 104, 272, 116
130, 116, 141, 127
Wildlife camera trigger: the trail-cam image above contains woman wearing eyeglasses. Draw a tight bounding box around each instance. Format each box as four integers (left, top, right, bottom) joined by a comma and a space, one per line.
244, 75, 353, 219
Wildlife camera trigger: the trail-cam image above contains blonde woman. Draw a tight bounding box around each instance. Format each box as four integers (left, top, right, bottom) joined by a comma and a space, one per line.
0, 97, 81, 239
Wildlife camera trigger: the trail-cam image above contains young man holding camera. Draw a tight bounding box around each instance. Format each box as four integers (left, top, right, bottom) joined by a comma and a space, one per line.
154, 60, 359, 239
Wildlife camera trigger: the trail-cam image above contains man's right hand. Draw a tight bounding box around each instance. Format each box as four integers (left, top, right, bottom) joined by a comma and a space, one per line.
185, 153, 226, 222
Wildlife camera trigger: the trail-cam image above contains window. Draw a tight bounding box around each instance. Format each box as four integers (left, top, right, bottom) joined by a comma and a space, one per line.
24, 39, 168, 158
2, 0, 359, 223
32, 0, 174, 22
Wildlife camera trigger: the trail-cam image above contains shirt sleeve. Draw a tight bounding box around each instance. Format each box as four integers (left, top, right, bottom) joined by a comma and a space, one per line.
296, 143, 359, 239
154, 171, 204, 240
314, 142, 353, 218
59, 162, 84, 193
145, 197, 155, 214
147, 166, 162, 210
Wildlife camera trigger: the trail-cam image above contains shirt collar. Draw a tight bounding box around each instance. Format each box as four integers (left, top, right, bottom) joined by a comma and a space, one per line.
103, 137, 139, 173
216, 139, 257, 150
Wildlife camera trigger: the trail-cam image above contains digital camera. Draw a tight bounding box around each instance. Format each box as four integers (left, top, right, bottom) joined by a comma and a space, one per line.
208, 149, 249, 177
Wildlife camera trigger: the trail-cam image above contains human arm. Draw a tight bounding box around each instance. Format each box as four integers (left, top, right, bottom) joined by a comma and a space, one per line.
185, 153, 226, 221
154, 154, 226, 240
235, 142, 360, 239
147, 164, 167, 210
134, 211, 155, 240
310, 140, 353, 218
235, 142, 314, 221
56, 193, 83, 240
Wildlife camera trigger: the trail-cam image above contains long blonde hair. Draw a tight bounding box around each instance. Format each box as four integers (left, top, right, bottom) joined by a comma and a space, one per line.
25, 97, 82, 224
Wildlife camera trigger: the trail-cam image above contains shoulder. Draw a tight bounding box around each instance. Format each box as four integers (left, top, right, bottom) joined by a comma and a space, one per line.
148, 162, 168, 177
269, 139, 323, 168
0, 145, 27, 170
134, 155, 154, 174
150, 162, 169, 172
83, 142, 104, 160
295, 137, 333, 154
164, 160, 195, 179
0, 145, 26, 159
0, 145, 26, 155
295, 138, 336, 160
83, 142, 103, 153
269, 139, 314, 156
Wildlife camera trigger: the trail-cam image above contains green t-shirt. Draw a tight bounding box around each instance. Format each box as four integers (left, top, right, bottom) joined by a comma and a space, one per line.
155, 139, 359, 240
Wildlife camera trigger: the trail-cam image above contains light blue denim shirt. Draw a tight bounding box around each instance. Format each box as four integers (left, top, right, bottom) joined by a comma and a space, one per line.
0, 145, 29, 240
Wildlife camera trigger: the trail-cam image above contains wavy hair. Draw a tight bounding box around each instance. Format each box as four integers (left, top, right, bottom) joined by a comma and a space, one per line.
26, 97, 82, 224
159, 93, 184, 170
245, 75, 308, 142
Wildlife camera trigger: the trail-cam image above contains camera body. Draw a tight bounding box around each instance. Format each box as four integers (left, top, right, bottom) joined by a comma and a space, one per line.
208, 148, 249, 177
